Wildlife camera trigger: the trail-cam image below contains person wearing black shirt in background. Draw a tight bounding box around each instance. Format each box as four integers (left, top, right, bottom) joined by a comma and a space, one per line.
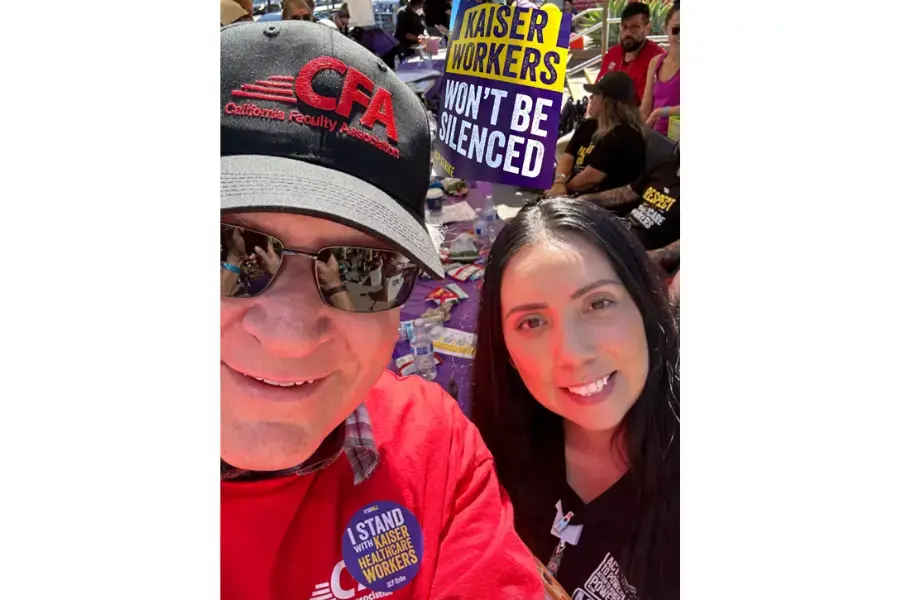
549, 72, 647, 203
585, 144, 680, 274
394, 0, 427, 59
423, 0, 451, 31
471, 198, 680, 600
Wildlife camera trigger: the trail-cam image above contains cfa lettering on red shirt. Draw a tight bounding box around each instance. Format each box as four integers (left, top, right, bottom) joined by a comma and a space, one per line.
594, 40, 665, 105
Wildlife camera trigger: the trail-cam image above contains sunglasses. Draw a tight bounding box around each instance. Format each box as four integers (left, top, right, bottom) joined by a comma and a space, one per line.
672, 26, 680, 35
221, 223, 420, 313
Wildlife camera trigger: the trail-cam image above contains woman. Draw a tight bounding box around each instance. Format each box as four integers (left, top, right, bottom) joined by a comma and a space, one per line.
549, 72, 647, 207
471, 198, 679, 599
281, 0, 315, 21
641, 5, 680, 135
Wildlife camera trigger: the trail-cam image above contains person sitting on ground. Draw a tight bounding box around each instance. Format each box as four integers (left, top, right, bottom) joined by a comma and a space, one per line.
548, 72, 646, 200
641, 4, 680, 135
394, 0, 427, 59
221, 21, 545, 600
282, 0, 314, 21
582, 143, 679, 272
555, 2, 663, 153
470, 197, 680, 599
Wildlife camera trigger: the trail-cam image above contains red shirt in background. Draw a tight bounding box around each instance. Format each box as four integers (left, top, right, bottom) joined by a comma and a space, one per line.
595, 40, 665, 105
222, 371, 544, 600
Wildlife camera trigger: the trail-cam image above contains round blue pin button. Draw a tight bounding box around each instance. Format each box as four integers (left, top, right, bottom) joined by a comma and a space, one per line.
341, 501, 424, 593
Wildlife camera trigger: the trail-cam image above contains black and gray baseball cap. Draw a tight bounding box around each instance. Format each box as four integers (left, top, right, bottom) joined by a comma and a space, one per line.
221, 21, 443, 278
583, 71, 636, 104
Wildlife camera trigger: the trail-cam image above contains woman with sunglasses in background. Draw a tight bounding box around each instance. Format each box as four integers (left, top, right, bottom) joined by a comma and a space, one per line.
641, 5, 680, 135
470, 198, 680, 599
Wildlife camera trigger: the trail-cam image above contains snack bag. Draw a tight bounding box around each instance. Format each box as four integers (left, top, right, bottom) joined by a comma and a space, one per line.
425, 287, 461, 306
447, 264, 484, 282
447, 233, 479, 261
444, 283, 469, 300
422, 303, 454, 323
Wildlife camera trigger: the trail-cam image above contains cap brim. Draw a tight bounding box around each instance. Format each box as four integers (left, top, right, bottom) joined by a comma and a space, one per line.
582, 84, 602, 95
221, 155, 444, 279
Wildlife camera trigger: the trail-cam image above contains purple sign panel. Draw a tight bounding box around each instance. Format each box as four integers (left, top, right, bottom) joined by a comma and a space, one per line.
434, 2, 572, 189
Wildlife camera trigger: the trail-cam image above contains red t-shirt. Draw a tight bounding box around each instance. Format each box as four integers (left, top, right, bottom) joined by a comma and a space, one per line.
222, 371, 544, 600
595, 40, 665, 105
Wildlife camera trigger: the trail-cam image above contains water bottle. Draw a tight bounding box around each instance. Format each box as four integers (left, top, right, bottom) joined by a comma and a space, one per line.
410, 319, 437, 381
483, 196, 499, 242
473, 208, 489, 248
398, 316, 443, 341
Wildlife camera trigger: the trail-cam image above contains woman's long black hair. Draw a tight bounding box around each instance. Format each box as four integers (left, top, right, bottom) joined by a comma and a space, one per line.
470, 198, 679, 599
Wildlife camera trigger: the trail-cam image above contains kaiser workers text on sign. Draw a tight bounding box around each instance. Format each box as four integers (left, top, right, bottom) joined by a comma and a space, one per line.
434, 1, 572, 189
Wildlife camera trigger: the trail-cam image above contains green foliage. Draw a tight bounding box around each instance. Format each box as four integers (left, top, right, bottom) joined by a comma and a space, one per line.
577, 0, 673, 48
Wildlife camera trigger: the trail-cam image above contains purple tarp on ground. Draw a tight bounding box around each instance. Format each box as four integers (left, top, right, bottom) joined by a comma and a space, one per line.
390, 186, 493, 416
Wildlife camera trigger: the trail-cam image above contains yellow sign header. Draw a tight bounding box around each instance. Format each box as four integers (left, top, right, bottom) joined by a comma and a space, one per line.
446, 4, 569, 93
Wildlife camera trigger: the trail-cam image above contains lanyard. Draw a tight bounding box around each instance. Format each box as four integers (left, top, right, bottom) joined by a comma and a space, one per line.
546, 538, 568, 578
546, 507, 577, 578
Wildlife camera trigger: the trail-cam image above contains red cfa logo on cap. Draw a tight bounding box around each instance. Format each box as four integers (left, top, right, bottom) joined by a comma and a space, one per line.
225, 57, 399, 158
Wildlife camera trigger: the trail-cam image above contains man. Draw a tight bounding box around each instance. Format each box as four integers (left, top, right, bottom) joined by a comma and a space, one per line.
221, 0, 254, 25
220, 21, 544, 600
595, 2, 664, 106
394, 0, 427, 59
282, 0, 314, 20
582, 143, 680, 273
556, 2, 663, 158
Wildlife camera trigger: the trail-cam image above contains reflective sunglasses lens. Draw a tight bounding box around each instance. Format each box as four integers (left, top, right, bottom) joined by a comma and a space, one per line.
220, 224, 284, 298
316, 247, 418, 313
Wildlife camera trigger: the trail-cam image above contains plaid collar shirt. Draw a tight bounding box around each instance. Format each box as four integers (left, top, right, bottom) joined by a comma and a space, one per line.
221, 404, 380, 486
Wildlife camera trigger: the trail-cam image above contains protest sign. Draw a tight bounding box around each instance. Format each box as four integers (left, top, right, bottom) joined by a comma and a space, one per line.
433, 1, 572, 189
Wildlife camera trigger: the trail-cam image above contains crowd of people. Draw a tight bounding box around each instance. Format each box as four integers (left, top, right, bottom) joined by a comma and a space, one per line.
221, 1, 680, 599
554, 1, 680, 285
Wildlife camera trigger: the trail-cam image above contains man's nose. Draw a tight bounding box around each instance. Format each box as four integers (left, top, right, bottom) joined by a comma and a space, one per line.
241, 259, 333, 357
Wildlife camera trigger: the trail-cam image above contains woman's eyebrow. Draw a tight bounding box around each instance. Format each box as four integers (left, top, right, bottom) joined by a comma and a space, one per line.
505, 302, 549, 319
570, 279, 623, 300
